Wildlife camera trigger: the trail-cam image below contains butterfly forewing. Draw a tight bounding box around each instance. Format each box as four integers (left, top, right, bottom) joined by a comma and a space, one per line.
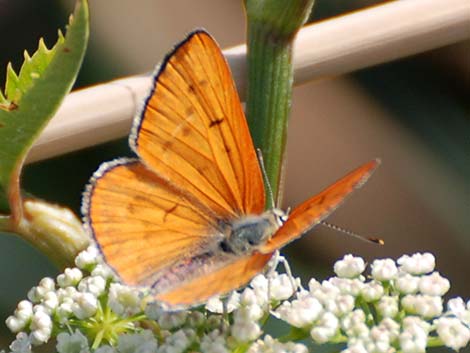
84, 159, 223, 287
131, 30, 265, 219
259, 160, 380, 254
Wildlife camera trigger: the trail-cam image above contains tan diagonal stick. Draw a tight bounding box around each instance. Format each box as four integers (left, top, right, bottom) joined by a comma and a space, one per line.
27, 0, 470, 163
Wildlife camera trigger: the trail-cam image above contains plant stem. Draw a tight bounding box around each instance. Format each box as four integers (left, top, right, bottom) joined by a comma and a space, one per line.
245, 0, 314, 207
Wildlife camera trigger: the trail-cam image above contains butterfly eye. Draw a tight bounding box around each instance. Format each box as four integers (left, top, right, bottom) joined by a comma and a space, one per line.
272, 208, 288, 226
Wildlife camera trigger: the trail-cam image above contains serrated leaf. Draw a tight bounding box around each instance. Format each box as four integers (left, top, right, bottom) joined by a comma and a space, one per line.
0, 0, 89, 214
4, 63, 20, 105
2, 36, 60, 110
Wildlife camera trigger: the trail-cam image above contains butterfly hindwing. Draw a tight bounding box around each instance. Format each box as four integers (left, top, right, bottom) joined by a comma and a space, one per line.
131, 30, 265, 219
155, 251, 274, 307
83, 159, 223, 287
259, 160, 380, 254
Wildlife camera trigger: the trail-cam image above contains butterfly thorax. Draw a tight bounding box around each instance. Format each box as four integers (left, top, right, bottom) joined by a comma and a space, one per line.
220, 208, 287, 255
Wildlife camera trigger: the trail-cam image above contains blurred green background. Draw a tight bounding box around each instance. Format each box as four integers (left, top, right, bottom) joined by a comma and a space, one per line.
0, 0, 469, 350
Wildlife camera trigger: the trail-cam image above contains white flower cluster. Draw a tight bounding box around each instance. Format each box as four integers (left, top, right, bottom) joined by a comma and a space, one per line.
4, 246, 144, 353
3, 251, 469, 353
139, 265, 301, 353
272, 253, 469, 353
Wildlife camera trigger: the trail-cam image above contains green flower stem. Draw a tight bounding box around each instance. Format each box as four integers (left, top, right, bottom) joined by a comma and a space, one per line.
278, 327, 309, 343
427, 336, 444, 347
245, 0, 314, 207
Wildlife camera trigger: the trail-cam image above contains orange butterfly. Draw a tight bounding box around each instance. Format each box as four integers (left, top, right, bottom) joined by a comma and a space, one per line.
82, 30, 379, 307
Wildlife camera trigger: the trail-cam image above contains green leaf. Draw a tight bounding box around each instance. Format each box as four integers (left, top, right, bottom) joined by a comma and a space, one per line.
0, 0, 89, 215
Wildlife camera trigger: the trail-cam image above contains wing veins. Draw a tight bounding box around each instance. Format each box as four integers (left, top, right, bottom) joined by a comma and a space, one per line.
138, 141, 236, 218
167, 59, 242, 211
192, 36, 246, 201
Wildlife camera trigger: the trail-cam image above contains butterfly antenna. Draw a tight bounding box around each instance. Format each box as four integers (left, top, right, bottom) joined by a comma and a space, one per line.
320, 221, 384, 245
256, 148, 276, 209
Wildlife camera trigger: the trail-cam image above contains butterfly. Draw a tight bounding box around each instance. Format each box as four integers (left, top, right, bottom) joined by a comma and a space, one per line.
82, 29, 379, 308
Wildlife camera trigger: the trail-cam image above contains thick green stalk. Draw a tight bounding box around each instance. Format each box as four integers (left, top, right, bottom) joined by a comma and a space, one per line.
245, 0, 314, 207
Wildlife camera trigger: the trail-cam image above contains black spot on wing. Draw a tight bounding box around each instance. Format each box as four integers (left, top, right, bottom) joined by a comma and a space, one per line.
163, 203, 179, 222
209, 117, 224, 128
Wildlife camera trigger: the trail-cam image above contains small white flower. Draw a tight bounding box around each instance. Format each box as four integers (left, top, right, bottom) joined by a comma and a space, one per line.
78, 276, 106, 296
75, 245, 100, 270
206, 315, 224, 330
39, 278, 55, 291
206, 292, 240, 314
158, 329, 194, 353
435, 317, 470, 351
371, 259, 398, 281
16, 300, 34, 320
200, 330, 228, 353
378, 318, 400, 341
399, 323, 428, 353
231, 320, 261, 342
401, 295, 443, 318
308, 278, 322, 292
6, 300, 34, 333
361, 281, 384, 302
29, 311, 52, 344
275, 293, 323, 328
5, 316, 27, 334
91, 263, 115, 280
447, 297, 470, 325
56, 330, 90, 353
108, 283, 142, 316
57, 300, 74, 322
235, 289, 264, 323
27, 278, 55, 303
57, 286, 78, 302
234, 303, 264, 322
341, 342, 368, 353
117, 330, 158, 353
327, 294, 355, 317
251, 272, 298, 303
239, 288, 261, 307
72, 292, 98, 319
247, 335, 308, 353
403, 316, 431, 332
144, 301, 165, 320
32, 304, 49, 314
397, 253, 435, 275
341, 310, 369, 338
395, 273, 420, 294
310, 280, 341, 305
310, 311, 339, 343
334, 255, 366, 278
57, 268, 83, 288
418, 272, 450, 296
328, 277, 365, 296
186, 311, 205, 328
376, 296, 399, 318
270, 273, 299, 300
367, 326, 393, 353
158, 311, 188, 330
9, 332, 32, 353
42, 291, 59, 313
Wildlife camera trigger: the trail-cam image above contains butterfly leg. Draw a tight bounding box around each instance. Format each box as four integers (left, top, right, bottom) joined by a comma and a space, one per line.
277, 254, 303, 296
220, 297, 230, 334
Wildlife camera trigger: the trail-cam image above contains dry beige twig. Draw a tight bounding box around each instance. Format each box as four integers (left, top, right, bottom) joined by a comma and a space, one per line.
27, 0, 470, 163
